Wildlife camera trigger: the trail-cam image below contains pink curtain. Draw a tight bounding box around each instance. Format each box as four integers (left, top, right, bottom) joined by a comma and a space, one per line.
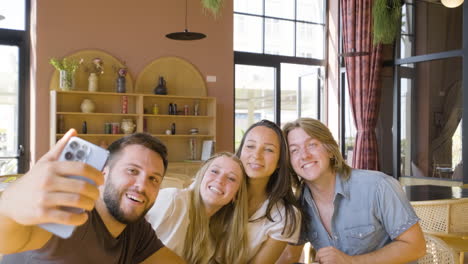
341, 0, 383, 170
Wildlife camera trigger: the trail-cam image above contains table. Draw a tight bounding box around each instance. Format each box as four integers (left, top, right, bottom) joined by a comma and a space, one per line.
403, 185, 468, 201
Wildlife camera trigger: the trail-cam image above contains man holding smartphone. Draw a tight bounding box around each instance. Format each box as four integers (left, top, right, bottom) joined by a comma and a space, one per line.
0, 129, 186, 264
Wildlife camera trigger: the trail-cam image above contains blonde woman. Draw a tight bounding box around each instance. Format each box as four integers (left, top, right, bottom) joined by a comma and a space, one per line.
145, 152, 249, 264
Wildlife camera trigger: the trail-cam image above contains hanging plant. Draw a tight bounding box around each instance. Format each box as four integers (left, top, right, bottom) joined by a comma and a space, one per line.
373, 0, 402, 44
201, 0, 224, 17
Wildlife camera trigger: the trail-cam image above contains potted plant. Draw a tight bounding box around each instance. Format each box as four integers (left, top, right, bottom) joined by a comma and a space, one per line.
49, 57, 82, 91
373, 0, 402, 44
202, 0, 224, 16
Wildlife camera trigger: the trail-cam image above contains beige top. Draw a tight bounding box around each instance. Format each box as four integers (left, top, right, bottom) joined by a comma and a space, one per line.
146, 188, 190, 257
247, 199, 301, 261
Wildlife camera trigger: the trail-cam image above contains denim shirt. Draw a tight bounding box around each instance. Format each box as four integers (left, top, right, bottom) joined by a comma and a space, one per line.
300, 169, 419, 256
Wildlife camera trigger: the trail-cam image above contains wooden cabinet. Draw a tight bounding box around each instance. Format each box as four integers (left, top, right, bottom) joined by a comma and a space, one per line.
50, 90, 215, 170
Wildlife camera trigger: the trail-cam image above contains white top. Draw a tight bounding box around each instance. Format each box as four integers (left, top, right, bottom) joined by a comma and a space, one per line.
247, 199, 301, 261
145, 188, 190, 257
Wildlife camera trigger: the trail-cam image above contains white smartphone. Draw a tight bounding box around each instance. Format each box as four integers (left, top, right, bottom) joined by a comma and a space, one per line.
39, 137, 109, 239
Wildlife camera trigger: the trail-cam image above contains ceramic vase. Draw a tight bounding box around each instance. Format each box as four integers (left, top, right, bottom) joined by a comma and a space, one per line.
80, 99, 95, 113
116, 76, 126, 93
88, 73, 98, 92
121, 119, 136, 134
154, 76, 167, 95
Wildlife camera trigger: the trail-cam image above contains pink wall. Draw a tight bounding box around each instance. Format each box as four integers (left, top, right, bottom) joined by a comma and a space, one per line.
33, 0, 234, 161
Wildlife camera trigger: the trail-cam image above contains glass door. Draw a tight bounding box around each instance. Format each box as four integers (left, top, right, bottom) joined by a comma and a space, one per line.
234, 64, 276, 149
0, 0, 30, 174
280, 63, 324, 126
0, 45, 21, 174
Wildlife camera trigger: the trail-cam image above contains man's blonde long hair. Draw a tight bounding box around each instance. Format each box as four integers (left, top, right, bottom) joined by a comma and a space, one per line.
283, 118, 352, 180
182, 152, 249, 264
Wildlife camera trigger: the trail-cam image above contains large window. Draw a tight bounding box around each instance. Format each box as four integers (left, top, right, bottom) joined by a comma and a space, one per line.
234, 0, 326, 148
0, 0, 30, 174
234, 0, 325, 59
394, 1, 466, 183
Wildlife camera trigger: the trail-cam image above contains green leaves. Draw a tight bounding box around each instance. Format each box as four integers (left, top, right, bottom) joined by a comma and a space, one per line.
49, 57, 82, 73
201, 0, 224, 17
373, 0, 402, 45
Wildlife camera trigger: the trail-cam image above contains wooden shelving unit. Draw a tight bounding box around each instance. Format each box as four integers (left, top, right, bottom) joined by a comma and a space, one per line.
50, 90, 216, 168
49, 52, 214, 177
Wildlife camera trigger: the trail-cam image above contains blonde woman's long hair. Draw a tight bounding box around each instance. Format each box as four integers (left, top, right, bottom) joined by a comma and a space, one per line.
283, 118, 352, 180
182, 152, 249, 264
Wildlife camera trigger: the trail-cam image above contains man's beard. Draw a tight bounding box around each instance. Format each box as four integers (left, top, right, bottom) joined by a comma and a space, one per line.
102, 173, 152, 224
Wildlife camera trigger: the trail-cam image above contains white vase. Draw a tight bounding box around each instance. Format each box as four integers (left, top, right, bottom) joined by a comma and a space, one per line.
88, 73, 98, 92
80, 99, 95, 113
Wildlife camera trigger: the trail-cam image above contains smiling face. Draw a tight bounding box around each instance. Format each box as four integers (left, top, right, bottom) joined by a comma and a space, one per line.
239, 126, 281, 180
199, 156, 243, 216
102, 144, 165, 224
287, 127, 334, 184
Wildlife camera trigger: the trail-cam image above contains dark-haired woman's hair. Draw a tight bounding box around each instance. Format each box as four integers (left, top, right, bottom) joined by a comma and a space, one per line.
236, 120, 301, 237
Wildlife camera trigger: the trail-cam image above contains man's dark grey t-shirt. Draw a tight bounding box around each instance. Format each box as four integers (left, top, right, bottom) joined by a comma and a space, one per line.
2, 209, 164, 264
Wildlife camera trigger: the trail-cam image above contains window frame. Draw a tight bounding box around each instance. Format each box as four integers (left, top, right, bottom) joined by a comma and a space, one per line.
0, 0, 31, 173
392, 2, 468, 184
234, 0, 327, 131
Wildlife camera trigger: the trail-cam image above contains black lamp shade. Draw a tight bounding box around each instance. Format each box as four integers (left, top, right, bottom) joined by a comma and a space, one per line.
166, 29, 206, 40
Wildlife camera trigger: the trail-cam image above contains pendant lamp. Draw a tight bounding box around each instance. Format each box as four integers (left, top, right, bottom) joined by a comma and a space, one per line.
441, 0, 463, 8
166, 0, 206, 40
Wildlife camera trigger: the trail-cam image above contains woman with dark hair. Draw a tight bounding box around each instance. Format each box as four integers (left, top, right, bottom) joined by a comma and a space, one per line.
236, 120, 301, 263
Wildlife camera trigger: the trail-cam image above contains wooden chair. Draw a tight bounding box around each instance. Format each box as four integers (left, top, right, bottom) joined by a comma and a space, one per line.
418, 233, 458, 264
411, 198, 468, 264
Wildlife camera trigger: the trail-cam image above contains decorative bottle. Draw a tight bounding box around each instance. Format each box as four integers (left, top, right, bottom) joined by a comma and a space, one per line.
82, 121, 88, 134
194, 101, 200, 116
171, 123, 176, 135
57, 114, 65, 133
168, 103, 173, 115
154, 76, 167, 95
152, 104, 159, 115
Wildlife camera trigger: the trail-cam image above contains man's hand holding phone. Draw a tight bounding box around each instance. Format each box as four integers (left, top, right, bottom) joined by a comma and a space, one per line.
0, 129, 106, 237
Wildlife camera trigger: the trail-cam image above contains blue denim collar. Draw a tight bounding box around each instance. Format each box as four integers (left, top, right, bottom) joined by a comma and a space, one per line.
302, 172, 351, 205
334, 173, 350, 200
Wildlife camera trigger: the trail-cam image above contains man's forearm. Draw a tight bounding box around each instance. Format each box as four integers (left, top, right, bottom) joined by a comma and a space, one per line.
0, 202, 33, 254
350, 240, 425, 264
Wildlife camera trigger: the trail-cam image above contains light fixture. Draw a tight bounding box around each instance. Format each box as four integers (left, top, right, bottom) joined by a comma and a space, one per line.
441, 0, 463, 8
0, 14, 5, 21
166, 0, 206, 40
